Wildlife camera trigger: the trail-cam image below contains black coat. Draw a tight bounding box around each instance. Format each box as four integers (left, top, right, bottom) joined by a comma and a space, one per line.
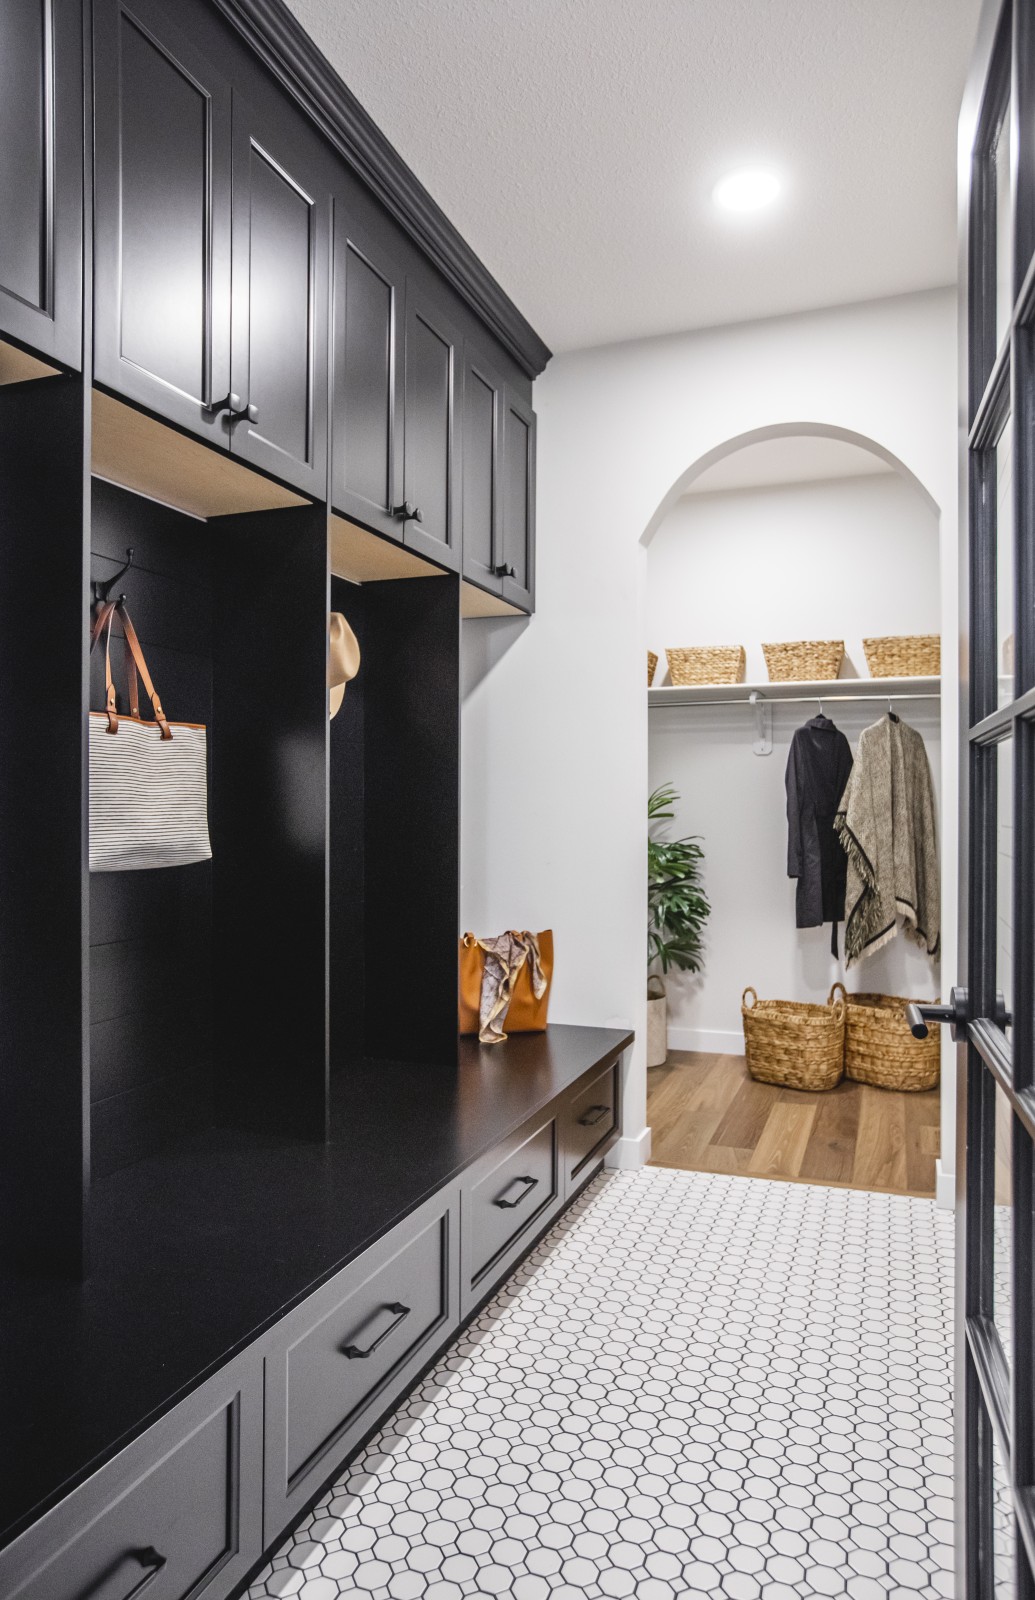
786, 715, 854, 954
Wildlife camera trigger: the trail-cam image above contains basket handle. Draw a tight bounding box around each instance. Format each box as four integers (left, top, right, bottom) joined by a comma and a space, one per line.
742, 986, 758, 1010
830, 993, 846, 1023
829, 981, 847, 1007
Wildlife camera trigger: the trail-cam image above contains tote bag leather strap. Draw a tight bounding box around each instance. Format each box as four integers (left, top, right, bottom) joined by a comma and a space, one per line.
90, 601, 172, 740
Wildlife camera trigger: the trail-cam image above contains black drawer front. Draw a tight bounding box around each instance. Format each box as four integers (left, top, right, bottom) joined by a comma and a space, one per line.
0, 1360, 259, 1600
284, 1211, 449, 1489
466, 1115, 558, 1290
569, 1060, 618, 1179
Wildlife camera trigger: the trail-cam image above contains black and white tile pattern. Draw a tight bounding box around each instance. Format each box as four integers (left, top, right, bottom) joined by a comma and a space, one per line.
248, 1167, 955, 1600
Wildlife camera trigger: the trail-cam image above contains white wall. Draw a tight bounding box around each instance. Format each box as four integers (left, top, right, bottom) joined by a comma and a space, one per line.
648, 473, 941, 686
648, 470, 943, 1050
461, 287, 958, 1182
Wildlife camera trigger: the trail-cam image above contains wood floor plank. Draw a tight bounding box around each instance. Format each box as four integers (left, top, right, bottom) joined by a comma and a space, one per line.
747, 1101, 818, 1179
852, 1086, 908, 1193
647, 1050, 939, 1199
650, 1056, 743, 1170
797, 1083, 864, 1187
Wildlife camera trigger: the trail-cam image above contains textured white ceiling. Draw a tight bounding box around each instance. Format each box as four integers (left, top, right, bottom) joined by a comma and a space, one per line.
685, 436, 894, 496
286, 0, 981, 353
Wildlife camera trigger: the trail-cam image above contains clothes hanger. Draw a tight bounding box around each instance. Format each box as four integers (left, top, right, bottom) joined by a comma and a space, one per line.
887, 695, 899, 723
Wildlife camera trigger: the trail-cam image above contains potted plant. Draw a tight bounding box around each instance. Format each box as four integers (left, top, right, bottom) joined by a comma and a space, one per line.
648, 784, 710, 1067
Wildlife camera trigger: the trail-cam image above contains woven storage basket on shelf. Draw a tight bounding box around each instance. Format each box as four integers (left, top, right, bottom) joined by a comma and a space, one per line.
647, 650, 658, 687
833, 983, 941, 1091
762, 640, 844, 682
741, 985, 846, 1092
863, 635, 941, 678
665, 645, 746, 686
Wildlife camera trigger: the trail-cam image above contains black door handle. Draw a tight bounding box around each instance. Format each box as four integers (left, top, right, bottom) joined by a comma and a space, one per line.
494, 1174, 539, 1209
905, 988, 969, 1042
392, 501, 424, 523
340, 1301, 411, 1359
905, 987, 1012, 1041
578, 1104, 610, 1127
493, 562, 516, 579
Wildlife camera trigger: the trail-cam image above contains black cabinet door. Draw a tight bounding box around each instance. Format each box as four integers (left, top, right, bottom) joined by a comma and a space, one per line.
332, 214, 404, 541
0, 0, 82, 368
501, 389, 536, 612
461, 347, 505, 593
401, 283, 460, 571
93, 0, 232, 443
228, 97, 329, 497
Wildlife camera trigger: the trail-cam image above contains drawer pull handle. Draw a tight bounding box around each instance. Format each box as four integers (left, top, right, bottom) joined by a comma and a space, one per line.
494, 1174, 539, 1209
578, 1104, 610, 1127
118, 1548, 167, 1600
341, 1301, 411, 1359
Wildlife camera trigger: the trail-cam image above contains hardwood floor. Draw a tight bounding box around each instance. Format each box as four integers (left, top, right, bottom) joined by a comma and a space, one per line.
647, 1050, 940, 1198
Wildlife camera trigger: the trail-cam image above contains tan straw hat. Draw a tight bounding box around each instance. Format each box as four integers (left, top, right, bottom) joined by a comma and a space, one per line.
329, 612, 360, 719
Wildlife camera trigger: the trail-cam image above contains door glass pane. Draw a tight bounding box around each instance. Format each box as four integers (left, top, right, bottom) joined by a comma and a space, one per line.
998, 416, 1015, 706
993, 1422, 1016, 1598
994, 1080, 1014, 1354
998, 737, 1014, 1021
996, 101, 1013, 348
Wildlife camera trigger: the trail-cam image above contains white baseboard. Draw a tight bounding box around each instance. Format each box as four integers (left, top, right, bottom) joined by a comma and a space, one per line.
935, 1158, 955, 1212
606, 1126, 652, 1170
665, 1026, 745, 1056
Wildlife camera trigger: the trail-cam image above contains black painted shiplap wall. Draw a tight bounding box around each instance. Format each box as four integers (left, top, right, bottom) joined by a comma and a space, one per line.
89, 480, 214, 1177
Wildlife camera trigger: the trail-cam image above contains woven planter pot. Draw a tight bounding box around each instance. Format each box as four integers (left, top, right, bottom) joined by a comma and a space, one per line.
863, 635, 941, 678
836, 984, 941, 1091
762, 640, 844, 682
741, 985, 846, 1092
647, 650, 658, 687
665, 645, 746, 686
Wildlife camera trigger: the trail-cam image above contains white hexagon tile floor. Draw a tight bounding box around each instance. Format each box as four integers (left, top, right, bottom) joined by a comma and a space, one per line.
247, 1166, 956, 1600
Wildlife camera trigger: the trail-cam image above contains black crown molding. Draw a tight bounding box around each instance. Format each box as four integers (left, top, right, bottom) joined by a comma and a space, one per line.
211, 0, 552, 380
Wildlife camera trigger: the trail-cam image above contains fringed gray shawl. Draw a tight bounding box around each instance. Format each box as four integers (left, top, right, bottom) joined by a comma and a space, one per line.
835, 715, 939, 969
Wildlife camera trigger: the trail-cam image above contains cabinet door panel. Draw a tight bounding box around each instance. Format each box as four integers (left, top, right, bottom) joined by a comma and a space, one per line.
402, 289, 459, 570
502, 392, 536, 612
0, 0, 82, 367
94, 0, 231, 441
228, 104, 328, 496
332, 218, 403, 540
461, 351, 504, 592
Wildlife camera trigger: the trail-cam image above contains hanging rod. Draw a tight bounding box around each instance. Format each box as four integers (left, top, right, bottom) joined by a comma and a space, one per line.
695, 691, 941, 707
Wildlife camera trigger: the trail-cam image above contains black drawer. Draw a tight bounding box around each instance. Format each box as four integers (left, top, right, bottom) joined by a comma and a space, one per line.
462, 1111, 560, 1311
0, 1350, 262, 1600
568, 1058, 619, 1184
264, 1187, 458, 1540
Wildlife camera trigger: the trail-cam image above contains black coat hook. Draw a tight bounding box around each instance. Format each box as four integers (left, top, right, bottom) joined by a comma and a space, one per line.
91, 548, 135, 612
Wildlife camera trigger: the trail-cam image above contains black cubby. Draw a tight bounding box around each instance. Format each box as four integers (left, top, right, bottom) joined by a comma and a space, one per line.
329, 571, 460, 1071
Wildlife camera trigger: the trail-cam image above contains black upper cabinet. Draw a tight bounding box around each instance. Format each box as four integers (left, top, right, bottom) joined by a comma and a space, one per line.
0, 0, 83, 369
460, 348, 504, 593
94, 0, 233, 443
502, 390, 536, 611
228, 97, 329, 495
332, 214, 404, 539
94, 0, 328, 495
402, 284, 460, 571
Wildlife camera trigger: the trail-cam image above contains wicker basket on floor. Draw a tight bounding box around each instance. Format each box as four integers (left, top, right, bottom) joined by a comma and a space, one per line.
741, 985, 846, 1092
762, 640, 844, 682
834, 983, 941, 1091
666, 645, 746, 686
647, 650, 658, 687
863, 635, 941, 678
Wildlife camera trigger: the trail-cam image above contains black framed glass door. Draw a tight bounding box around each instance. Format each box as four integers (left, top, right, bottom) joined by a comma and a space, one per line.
955, 1, 1035, 1592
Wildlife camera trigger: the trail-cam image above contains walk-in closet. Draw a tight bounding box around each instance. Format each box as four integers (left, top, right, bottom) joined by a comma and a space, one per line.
647, 429, 948, 1196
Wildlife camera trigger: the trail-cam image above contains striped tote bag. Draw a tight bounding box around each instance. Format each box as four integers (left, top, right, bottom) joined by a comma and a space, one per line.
89, 601, 212, 872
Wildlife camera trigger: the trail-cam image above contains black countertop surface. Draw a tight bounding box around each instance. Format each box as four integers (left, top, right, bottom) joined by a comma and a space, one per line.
0, 1024, 631, 1548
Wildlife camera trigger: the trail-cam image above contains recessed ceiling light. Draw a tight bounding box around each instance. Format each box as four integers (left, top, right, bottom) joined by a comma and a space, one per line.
712, 168, 782, 214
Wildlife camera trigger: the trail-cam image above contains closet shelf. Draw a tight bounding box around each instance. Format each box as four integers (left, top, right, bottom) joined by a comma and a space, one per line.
649, 675, 941, 709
